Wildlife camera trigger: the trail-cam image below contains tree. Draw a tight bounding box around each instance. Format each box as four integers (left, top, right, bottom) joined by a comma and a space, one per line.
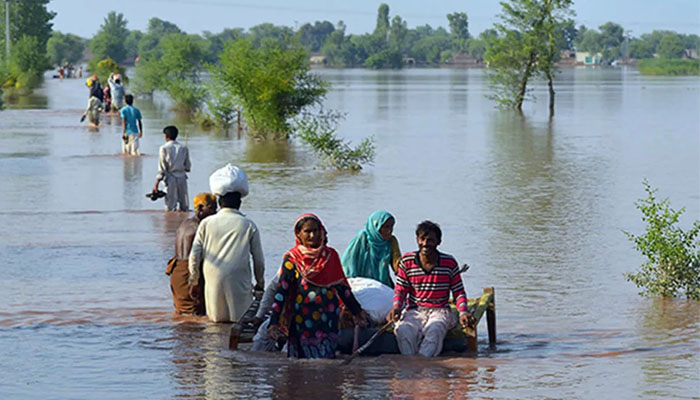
137, 18, 183, 59
248, 23, 294, 47
4, 35, 49, 94
657, 33, 685, 59
90, 12, 129, 65
0, 0, 55, 61
374, 3, 390, 40
447, 12, 470, 52
485, 0, 574, 113
598, 21, 624, 61
297, 21, 335, 52
628, 38, 654, 59
132, 33, 206, 112
213, 37, 327, 139
47, 32, 86, 66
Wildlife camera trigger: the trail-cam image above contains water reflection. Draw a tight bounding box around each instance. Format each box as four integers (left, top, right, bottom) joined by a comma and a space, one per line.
123, 155, 144, 209
636, 298, 700, 395
244, 139, 293, 164
3, 91, 49, 109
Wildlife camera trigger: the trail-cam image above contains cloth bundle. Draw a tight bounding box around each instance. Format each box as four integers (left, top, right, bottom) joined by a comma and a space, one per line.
209, 163, 249, 197
347, 277, 394, 325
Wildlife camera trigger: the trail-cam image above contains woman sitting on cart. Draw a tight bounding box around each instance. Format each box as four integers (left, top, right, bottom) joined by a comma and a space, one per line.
268, 213, 367, 358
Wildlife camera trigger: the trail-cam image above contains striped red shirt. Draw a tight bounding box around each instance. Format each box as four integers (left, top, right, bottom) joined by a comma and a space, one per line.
393, 251, 468, 314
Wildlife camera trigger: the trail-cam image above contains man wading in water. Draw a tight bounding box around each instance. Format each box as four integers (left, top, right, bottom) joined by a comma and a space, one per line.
166, 193, 217, 315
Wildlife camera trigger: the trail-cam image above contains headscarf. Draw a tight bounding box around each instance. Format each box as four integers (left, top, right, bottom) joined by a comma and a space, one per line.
341, 210, 394, 287
286, 213, 348, 288
193, 192, 216, 210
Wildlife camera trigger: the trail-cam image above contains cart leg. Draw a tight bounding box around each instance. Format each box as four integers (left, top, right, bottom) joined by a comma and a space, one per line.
485, 287, 496, 348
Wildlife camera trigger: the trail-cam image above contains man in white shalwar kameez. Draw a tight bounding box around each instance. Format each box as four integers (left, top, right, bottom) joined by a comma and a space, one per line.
188, 166, 265, 322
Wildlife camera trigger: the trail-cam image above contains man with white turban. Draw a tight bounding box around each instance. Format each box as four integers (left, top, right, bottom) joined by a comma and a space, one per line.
188, 164, 265, 322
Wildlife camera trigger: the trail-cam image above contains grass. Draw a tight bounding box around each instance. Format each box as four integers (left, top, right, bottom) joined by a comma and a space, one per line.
637, 58, 700, 76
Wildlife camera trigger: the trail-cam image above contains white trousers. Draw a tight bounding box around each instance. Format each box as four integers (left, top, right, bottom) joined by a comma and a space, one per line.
394, 307, 456, 357
122, 134, 140, 156
164, 176, 189, 212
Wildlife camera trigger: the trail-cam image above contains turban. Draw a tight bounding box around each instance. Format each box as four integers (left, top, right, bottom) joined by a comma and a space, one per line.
193, 193, 216, 210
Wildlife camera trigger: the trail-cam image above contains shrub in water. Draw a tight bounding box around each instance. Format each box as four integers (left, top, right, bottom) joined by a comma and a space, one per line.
625, 180, 700, 300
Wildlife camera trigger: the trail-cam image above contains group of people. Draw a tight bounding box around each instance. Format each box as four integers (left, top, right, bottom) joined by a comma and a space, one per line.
56, 64, 81, 80
82, 73, 144, 157
165, 164, 474, 359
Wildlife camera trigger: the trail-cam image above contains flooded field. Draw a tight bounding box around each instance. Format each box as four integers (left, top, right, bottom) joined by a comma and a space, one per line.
1, 67, 698, 399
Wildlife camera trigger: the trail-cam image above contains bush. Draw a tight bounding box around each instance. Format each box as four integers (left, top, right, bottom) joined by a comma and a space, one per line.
132, 33, 205, 112
625, 180, 700, 300
638, 59, 700, 76
214, 37, 327, 139
89, 58, 128, 84
202, 77, 239, 132
293, 110, 375, 171
3, 35, 48, 95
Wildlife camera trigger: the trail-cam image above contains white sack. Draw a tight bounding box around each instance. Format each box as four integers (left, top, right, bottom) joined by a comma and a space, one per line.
347, 277, 394, 324
209, 163, 249, 197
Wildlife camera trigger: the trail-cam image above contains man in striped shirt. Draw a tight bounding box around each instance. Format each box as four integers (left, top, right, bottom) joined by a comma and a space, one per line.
387, 221, 473, 357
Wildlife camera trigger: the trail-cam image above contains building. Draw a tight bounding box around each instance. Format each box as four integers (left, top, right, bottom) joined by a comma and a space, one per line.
575, 51, 602, 65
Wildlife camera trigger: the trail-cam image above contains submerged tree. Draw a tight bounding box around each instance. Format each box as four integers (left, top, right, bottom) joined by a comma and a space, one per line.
90, 12, 130, 67
485, 0, 574, 113
213, 37, 327, 139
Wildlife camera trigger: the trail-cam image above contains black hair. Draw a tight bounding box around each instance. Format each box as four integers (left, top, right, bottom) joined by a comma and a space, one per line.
294, 215, 328, 245
415, 220, 442, 242
125, 94, 134, 105
295, 216, 319, 233
218, 191, 242, 209
163, 125, 179, 140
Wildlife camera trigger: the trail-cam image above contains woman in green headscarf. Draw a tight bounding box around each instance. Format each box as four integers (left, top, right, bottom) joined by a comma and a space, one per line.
341, 210, 401, 288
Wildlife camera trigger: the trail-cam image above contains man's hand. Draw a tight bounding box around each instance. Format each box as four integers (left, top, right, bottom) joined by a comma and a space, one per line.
386, 306, 402, 323
254, 282, 265, 293
460, 312, 475, 328
268, 324, 283, 340
139, 132, 143, 139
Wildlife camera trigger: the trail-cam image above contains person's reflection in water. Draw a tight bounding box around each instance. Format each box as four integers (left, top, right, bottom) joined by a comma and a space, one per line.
122, 155, 142, 210
389, 359, 495, 398
168, 321, 217, 398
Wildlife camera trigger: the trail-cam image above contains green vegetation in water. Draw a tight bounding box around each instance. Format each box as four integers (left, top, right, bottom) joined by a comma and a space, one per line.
91, 58, 128, 85
637, 59, 700, 76
625, 180, 700, 300
293, 110, 375, 171
213, 37, 327, 139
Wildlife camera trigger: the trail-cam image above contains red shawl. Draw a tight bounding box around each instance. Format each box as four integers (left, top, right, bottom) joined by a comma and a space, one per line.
285, 213, 348, 288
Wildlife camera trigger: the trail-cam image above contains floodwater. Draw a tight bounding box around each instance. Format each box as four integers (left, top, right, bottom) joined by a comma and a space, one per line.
1, 67, 699, 399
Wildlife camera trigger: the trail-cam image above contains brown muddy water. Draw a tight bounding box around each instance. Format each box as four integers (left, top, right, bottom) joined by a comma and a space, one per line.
1, 68, 699, 399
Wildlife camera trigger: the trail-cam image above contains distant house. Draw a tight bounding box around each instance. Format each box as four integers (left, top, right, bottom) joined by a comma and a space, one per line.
556, 50, 577, 67
309, 54, 326, 65
575, 51, 602, 65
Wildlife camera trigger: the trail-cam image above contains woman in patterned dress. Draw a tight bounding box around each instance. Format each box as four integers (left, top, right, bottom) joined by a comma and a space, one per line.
268, 213, 366, 358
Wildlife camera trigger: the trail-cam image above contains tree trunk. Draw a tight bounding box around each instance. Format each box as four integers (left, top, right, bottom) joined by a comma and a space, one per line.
547, 69, 555, 116
515, 52, 537, 111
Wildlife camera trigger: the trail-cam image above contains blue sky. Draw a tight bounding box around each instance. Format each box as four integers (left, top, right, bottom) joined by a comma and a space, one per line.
49, 0, 700, 38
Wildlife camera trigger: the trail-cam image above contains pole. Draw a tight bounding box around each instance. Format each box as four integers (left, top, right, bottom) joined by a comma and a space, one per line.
4, 0, 10, 58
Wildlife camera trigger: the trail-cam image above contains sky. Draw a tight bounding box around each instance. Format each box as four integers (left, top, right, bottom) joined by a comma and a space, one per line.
48, 0, 700, 38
